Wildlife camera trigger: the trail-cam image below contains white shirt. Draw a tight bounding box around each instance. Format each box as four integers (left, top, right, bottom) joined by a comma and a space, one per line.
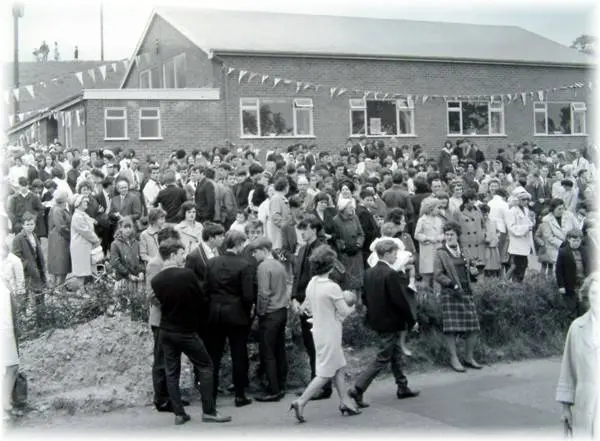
143, 179, 161, 208
487, 195, 510, 234
201, 241, 216, 260
53, 177, 74, 204
8, 165, 28, 187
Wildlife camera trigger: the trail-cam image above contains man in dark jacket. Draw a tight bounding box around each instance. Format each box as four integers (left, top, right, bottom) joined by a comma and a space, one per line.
151, 239, 231, 425
204, 230, 256, 408
194, 166, 215, 222
348, 239, 419, 408
555, 229, 591, 319
7, 177, 45, 234
155, 169, 188, 224
381, 171, 415, 229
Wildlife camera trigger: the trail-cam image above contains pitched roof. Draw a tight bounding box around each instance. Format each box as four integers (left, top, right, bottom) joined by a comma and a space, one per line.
153, 7, 593, 66
3, 60, 125, 116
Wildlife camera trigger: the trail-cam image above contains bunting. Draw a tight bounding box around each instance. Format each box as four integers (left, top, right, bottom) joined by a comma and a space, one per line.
99, 65, 107, 80
75, 72, 84, 86
337, 88, 347, 96
272, 77, 281, 88
238, 70, 248, 83
330, 87, 337, 99
537, 90, 544, 101
25, 85, 35, 99
248, 72, 258, 83
296, 82, 302, 93
88, 68, 96, 83
12, 89, 19, 101
422, 95, 429, 104
261, 74, 269, 84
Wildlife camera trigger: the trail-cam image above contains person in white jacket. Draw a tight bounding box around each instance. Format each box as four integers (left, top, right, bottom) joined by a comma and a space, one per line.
506, 188, 535, 282
487, 188, 512, 272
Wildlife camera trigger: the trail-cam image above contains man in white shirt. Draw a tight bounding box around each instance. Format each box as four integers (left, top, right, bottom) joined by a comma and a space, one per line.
143, 166, 162, 209
8, 156, 28, 189
51, 167, 73, 204
488, 187, 511, 272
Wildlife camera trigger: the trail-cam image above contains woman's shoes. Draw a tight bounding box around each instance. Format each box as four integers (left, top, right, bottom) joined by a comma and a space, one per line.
339, 404, 361, 416
463, 359, 483, 369
289, 401, 306, 423
450, 361, 466, 373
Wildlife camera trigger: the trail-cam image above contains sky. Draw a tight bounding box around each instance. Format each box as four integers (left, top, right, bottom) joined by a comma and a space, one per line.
0, 0, 597, 63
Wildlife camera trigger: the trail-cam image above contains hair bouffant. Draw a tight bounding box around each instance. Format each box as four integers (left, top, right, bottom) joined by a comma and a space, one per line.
443, 220, 462, 237
309, 244, 338, 275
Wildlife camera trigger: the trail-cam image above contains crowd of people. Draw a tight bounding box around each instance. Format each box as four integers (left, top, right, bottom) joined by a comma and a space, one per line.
1, 136, 598, 425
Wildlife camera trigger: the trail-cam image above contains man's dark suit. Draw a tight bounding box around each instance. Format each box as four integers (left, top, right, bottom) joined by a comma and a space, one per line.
94, 191, 117, 255
195, 178, 215, 222
204, 251, 256, 399
354, 261, 416, 395
109, 192, 143, 223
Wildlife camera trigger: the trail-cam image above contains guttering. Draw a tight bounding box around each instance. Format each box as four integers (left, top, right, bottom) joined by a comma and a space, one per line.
212, 49, 594, 69
7, 93, 84, 135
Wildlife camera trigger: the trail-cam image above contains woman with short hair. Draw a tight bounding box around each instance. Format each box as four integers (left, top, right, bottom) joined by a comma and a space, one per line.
70, 194, 101, 284
139, 207, 166, 264
47, 189, 72, 286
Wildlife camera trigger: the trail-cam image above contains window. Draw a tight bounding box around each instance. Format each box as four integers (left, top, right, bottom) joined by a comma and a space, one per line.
534, 102, 586, 136
163, 53, 186, 88
240, 98, 314, 137
139, 108, 161, 139
139, 70, 151, 89
349, 99, 415, 136
104, 108, 127, 139
447, 101, 505, 136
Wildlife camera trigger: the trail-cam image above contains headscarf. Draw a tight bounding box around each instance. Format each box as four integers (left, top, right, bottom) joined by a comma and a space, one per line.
337, 196, 356, 212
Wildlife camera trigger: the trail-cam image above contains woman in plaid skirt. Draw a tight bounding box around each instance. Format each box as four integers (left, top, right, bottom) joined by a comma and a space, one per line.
433, 221, 482, 373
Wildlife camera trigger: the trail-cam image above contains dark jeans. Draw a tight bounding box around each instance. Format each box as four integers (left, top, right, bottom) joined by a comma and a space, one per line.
159, 329, 215, 416
510, 254, 528, 282
151, 326, 169, 406
354, 330, 408, 393
300, 313, 332, 392
258, 308, 288, 395
203, 323, 250, 399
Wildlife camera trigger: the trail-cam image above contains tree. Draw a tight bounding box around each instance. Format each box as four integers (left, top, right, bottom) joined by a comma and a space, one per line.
570, 34, 596, 55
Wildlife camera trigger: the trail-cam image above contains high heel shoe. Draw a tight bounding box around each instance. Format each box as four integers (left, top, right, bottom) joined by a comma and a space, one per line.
289, 401, 306, 423
339, 404, 361, 416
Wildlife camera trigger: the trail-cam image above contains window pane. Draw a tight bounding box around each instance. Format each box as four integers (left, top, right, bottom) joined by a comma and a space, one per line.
448, 111, 461, 134
349, 99, 365, 109
462, 102, 489, 135
141, 109, 158, 118
242, 109, 258, 135
351, 110, 366, 135
296, 108, 312, 135
141, 119, 159, 138
367, 101, 396, 135
151, 67, 161, 88
175, 54, 186, 88
490, 111, 503, 134
164, 60, 175, 88
260, 99, 293, 136
535, 111, 547, 134
398, 110, 413, 135
573, 111, 585, 134
448, 102, 461, 109
547, 103, 570, 134
241, 98, 258, 108
140, 72, 150, 89
106, 120, 125, 138
106, 109, 124, 118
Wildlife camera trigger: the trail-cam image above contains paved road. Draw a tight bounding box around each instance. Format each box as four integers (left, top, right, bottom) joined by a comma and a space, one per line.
9, 357, 565, 437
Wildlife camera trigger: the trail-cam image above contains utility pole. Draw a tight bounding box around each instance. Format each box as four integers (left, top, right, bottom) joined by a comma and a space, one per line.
100, 2, 104, 61
12, 2, 24, 117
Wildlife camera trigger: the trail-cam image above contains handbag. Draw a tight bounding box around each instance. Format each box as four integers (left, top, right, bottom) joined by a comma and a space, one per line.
12, 370, 28, 408
91, 246, 104, 265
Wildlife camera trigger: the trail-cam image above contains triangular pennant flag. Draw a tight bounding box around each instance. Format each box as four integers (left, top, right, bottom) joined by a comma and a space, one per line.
407, 95, 414, 107
283, 79, 292, 85
40, 81, 46, 88
315, 85, 322, 92
382, 93, 389, 100
337, 88, 347, 96
25, 85, 35, 99
226, 67, 235, 76
99, 65, 107, 80
330, 87, 337, 99
422, 95, 429, 104
238, 70, 248, 83
506, 93, 512, 102
373, 92, 379, 100
88, 68, 96, 83
18, 113, 24, 122
303, 83, 311, 91
12, 89, 19, 101
248, 72, 258, 83
520, 93, 527, 105
296, 82, 302, 93
537, 90, 544, 101
111, 62, 118, 71
442, 96, 448, 102
75, 72, 84, 85
261, 74, 269, 84
273, 78, 281, 88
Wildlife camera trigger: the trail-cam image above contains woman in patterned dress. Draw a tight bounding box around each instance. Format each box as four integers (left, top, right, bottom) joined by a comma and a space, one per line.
434, 221, 482, 373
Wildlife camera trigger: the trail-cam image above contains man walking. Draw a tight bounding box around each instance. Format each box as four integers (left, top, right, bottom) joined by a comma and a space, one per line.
348, 240, 419, 408
151, 238, 231, 425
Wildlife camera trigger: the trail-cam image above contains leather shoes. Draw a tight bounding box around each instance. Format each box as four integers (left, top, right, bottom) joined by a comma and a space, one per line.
254, 393, 282, 402
310, 389, 332, 401
174, 413, 191, 425
348, 386, 370, 408
235, 396, 252, 407
463, 360, 483, 369
202, 412, 232, 423
396, 386, 420, 399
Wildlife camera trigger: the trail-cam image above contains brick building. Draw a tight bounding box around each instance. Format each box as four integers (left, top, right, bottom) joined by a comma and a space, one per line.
8, 8, 595, 160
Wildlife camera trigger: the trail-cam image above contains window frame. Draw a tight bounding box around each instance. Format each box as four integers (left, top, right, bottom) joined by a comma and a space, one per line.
349, 98, 416, 138
162, 53, 186, 89
104, 107, 129, 141
138, 107, 162, 140
446, 100, 506, 137
533, 101, 587, 137
139, 69, 151, 89
239, 97, 316, 139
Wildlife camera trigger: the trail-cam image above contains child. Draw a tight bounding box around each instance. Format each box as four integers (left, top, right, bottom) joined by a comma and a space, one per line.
229, 209, 249, 233
11, 212, 46, 322
367, 222, 417, 356
480, 204, 502, 278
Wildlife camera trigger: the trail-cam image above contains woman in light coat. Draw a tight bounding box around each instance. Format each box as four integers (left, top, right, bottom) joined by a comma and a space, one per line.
267, 177, 292, 252
556, 272, 600, 439
538, 198, 580, 273
414, 198, 445, 288
506, 188, 535, 283
70, 194, 101, 283
47, 190, 72, 286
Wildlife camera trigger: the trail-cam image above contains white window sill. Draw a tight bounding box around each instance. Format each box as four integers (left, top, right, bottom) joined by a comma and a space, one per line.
104, 137, 130, 141
240, 135, 316, 139
446, 134, 507, 137
350, 134, 417, 138
534, 133, 587, 137
139, 137, 164, 140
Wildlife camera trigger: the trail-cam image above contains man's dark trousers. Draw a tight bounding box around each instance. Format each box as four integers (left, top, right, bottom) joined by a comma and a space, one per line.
258, 308, 288, 395
151, 326, 169, 406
